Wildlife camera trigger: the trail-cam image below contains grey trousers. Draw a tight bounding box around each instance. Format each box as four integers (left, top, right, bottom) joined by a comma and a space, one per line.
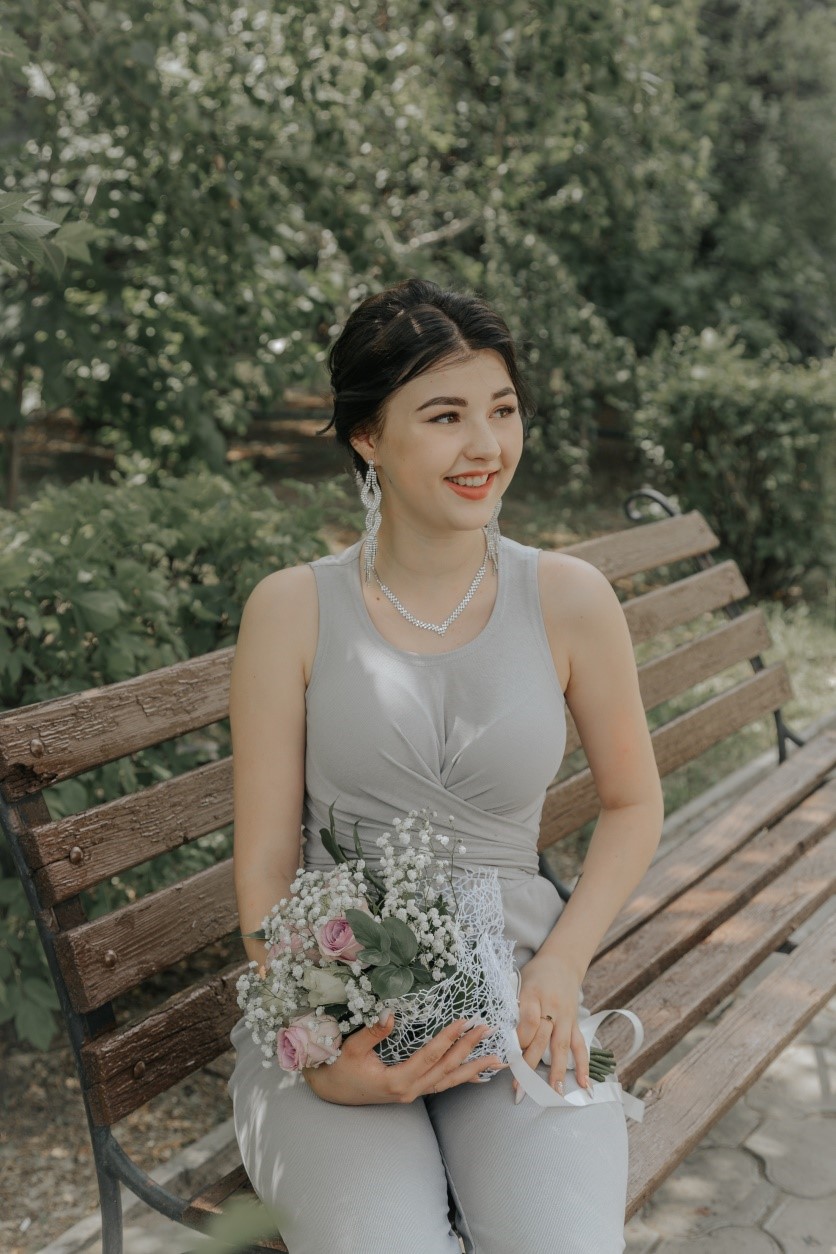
228, 876, 629, 1253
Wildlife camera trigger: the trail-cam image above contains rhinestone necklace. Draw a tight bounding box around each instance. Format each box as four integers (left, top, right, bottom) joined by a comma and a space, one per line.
373, 535, 489, 637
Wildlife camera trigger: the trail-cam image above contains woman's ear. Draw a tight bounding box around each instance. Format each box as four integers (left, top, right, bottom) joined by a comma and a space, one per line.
350, 430, 376, 465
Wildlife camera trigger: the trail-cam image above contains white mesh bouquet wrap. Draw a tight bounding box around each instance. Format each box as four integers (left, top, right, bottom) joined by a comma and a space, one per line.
376, 865, 519, 1079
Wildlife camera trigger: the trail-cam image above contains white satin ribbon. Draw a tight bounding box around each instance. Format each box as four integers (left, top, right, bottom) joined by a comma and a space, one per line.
505, 972, 646, 1122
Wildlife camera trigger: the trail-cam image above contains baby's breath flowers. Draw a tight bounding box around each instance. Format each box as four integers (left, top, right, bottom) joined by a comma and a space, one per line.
236, 805, 474, 1072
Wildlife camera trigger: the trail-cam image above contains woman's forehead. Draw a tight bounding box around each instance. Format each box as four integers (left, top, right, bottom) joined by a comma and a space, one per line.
396, 350, 513, 407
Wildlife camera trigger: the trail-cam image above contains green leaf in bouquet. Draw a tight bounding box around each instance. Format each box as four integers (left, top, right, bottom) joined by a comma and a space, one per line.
381, 916, 419, 965
356, 945, 390, 966
409, 964, 436, 987
370, 964, 415, 998
320, 800, 352, 865
345, 908, 390, 951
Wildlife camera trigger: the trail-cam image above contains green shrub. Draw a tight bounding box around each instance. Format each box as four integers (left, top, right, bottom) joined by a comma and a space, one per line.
633, 328, 836, 597
0, 458, 347, 1049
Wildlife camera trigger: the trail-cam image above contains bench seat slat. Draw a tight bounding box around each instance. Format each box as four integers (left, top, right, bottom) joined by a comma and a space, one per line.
80, 776, 836, 1127
184, 1165, 288, 1250
598, 728, 836, 953
599, 827, 836, 1083
541, 662, 793, 845
584, 776, 836, 1009
625, 908, 836, 1219
54, 860, 239, 1013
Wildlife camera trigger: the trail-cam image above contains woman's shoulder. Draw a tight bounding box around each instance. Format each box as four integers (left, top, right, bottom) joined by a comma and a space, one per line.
247, 539, 359, 608
536, 548, 627, 675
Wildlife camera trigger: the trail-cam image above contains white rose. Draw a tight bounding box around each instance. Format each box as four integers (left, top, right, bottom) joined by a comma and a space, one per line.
301, 966, 351, 1007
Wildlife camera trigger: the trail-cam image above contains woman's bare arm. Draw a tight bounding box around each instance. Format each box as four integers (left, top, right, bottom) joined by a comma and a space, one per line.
230, 564, 318, 968
536, 550, 665, 978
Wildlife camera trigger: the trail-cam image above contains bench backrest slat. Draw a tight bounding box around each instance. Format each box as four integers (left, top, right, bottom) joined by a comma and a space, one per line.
560, 509, 720, 576
53, 859, 237, 1013
81, 962, 246, 1125
22, 758, 233, 906
540, 663, 792, 845
0, 649, 233, 801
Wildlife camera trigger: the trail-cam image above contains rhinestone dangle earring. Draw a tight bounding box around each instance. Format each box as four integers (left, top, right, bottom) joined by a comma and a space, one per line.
485, 497, 502, 573
359, 460, 382, 584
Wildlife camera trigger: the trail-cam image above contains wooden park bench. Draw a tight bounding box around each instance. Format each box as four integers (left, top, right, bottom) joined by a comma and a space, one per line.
2, 485, 834, 1253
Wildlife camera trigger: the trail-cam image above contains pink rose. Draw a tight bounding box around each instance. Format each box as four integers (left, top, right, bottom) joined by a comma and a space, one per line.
314, 899, 373, 964
276, 1011, 342, 1071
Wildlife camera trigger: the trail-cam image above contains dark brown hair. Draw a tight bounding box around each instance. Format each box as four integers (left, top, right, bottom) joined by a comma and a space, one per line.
320, 277, 536, 478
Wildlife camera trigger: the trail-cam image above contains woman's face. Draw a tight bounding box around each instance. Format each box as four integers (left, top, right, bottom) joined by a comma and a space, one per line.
350, 349, 525, 538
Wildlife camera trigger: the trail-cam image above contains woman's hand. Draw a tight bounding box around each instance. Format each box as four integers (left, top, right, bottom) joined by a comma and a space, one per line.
301, 1012, 508, 1106
513, 952, 590, 1097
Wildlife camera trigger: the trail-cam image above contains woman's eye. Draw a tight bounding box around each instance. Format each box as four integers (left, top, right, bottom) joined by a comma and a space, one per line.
429, 412, 458, 424
496, 406, 518, 418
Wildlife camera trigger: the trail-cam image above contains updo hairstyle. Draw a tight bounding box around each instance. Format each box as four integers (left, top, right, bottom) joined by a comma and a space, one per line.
321, 277, 536, 479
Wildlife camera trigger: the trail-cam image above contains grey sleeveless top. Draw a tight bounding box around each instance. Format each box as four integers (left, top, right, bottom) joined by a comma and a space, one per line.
301, 535, 567, 884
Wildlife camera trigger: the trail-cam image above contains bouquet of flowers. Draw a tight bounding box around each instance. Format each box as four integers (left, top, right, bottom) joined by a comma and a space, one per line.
235, 803, 646, 1118
236, 804, 523, 1078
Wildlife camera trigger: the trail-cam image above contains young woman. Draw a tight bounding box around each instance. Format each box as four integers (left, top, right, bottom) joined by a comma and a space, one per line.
227, 277, 665, 1253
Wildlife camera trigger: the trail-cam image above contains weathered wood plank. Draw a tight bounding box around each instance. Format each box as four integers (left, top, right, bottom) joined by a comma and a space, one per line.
184, 1166, 289, 1249
559, 509, 721, 579
82, 962, 245, 1125
24, 759, 234, 904
584, 781, 836, 1011
595, 827, 836, 1083
618, 560, 749, 643
0, 647, 233, 800
562, 607, 771, 756
540, 662, 793, 845
184, 1166, 288, 1251
625, 909, 836, 1218
597, 728, 836, 953
55, 860, 239, 1012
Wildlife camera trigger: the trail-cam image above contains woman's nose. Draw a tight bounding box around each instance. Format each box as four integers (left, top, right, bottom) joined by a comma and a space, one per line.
463, 417, 503, 460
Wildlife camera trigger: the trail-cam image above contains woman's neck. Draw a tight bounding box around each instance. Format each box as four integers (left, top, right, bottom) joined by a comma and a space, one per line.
370, 521, 489, 589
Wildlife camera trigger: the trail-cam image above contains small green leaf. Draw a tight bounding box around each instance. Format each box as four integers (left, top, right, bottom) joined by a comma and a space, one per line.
381, 916, 419, 965
370, 964, 415, 998
319, 801, 351, 865
356, 946, 388, 966
344, 908, 389, 951
409, 965, 436, 987
15, 1000, 56, 1050
22, 978, 60, 1010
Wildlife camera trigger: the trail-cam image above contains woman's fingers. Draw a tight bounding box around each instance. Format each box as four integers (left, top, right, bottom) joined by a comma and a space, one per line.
517, 1016, 559, 1091
571, 1021, 590, 1090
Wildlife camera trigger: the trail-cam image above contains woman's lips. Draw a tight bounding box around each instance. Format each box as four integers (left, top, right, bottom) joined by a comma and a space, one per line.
444, 471, 498, 500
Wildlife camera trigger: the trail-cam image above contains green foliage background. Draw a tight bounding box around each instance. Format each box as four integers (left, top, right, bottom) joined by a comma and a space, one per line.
2, 0, 834, 502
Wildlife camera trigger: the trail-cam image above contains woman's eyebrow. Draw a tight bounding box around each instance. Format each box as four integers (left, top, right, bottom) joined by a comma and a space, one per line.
415, 387, 517, 412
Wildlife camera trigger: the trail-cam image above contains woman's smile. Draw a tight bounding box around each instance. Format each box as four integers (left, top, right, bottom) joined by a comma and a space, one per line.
444, 470, 499, 500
